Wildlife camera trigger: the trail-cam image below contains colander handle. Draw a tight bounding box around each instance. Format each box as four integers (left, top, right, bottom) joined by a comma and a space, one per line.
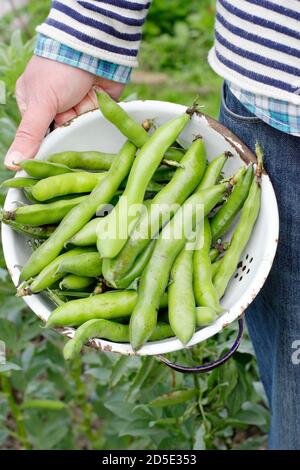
156, 315, 245, 374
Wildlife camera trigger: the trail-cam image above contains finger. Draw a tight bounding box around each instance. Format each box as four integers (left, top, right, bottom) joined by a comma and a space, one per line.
54, 108, 77, 127
4, 102, 55, 170
73, 89, 98, 115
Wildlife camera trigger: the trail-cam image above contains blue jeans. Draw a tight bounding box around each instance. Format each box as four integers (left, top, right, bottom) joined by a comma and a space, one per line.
219, 83, 300, 450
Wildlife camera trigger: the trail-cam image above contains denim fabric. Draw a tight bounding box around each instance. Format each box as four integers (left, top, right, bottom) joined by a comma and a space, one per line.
219, 82, 300, 450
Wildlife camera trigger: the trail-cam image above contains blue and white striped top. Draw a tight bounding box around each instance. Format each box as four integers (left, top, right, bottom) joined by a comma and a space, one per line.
209, 0, 300, 105
36, 0, 151, 68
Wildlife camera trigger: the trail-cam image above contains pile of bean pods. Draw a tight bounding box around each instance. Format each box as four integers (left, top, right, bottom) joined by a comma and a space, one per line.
1, 90, 262, 358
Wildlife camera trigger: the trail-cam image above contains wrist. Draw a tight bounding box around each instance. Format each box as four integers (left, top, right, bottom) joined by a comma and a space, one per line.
34, 34, 132, 84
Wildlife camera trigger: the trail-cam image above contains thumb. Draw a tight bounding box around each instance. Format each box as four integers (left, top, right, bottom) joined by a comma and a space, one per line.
4, 102, 55, 170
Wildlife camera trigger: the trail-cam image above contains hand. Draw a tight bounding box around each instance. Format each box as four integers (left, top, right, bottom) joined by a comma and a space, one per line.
4, 56, 124, 170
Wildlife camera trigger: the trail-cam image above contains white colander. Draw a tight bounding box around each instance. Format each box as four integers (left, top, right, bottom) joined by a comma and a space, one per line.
2, 101, 279, 366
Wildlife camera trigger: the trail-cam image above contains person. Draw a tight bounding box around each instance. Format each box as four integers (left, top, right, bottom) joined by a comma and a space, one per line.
5, 1, 300, 450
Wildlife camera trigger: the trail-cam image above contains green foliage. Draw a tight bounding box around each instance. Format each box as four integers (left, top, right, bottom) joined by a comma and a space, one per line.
0, 2, 268, 450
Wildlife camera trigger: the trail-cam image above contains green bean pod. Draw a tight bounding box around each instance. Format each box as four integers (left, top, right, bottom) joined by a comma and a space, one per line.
168, 247, 196, 344
66, 218, 101, 246
211, 165, 254, 241
19, 160, 76, 178
3, 195, 88, 226
63, 319, 173, 359
31, 171, 107, 201
20, 140, 137, 281
0, 210, 55, 239
57, 252, 102, 278
196, 306, 217, 327
214, 177, 261, 298
103, 138, 207, 285
196, 152, 229, 190
97, 112, 191, 259
47, 290, 168, 327
193, 218, 223, 313
59, 274, 95, 291
18, 247, 93, 295
1, 177, 38, 189
112, 239, 156, 289
129, 183, 227, 350
96, 89, 149, 147
48, 147, 184, 171
48, 150, 116, 170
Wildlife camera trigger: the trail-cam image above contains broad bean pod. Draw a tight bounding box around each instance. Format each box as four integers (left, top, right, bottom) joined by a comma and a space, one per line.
96, 89, 151, 148
196, 306, 217, 327
49, 150, 115, 171
47, 290, 168, 327
1, 177, 38, 189
59, 274, 95, 291
63, 319, 173, 360
19, 160, 76, 178
168, 247, 196, 344
112, 239, 156, 289
193, 217, 223, 313
0, 210, 55, 239
57, 252, 102, 278
211, 165, 253, 241
3, 195, 88, 226
48, 147, 184, 171
196, 152, 229, 191
31, 171, 107, 201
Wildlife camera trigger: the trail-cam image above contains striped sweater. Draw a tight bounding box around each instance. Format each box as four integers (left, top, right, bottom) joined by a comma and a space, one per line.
36, 0, 300, 105
209, 0, 300, 105
36, 0, 151, 68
